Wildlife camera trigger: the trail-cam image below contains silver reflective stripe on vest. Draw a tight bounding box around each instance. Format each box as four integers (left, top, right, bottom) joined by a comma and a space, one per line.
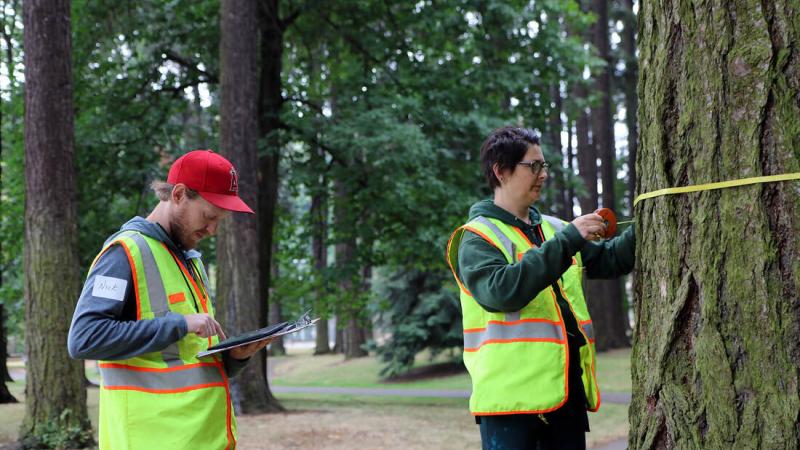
100, 364, 223, 391
128, 233, 170, 315
463, 320, 564, 350
581, 322, 595, 341
541, 215, 566, 233
127, 233, 182, 365
473, 216, 516, 262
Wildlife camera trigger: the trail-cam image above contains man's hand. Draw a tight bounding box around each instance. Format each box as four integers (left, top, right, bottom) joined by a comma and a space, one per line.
185, 314, 226, 339
228, 339, 271, 361
571, 213, 608, 241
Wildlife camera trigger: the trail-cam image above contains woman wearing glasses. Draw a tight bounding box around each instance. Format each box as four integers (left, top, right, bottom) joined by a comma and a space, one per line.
446, 127, 635, 450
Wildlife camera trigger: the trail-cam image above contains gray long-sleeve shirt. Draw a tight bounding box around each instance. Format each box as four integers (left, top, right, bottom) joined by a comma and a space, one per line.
67, 216, 249, 377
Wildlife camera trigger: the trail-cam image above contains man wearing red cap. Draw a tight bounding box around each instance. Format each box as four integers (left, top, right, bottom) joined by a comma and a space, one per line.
68, 150, 259, 449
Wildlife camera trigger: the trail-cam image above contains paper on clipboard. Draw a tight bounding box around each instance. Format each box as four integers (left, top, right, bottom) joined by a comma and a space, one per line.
197, 310, 320, 359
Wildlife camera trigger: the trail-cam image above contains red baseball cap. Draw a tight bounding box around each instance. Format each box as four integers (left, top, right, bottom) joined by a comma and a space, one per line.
167, 150, 254, 214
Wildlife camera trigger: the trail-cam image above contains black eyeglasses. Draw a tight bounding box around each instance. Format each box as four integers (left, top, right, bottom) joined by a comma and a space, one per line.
517, 160, 550, 174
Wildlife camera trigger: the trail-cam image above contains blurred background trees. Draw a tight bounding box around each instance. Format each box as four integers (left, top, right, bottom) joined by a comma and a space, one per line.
0, 0, 640, 422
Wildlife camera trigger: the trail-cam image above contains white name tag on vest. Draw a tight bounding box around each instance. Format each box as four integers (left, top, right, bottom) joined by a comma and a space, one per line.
92, 276, 127, 301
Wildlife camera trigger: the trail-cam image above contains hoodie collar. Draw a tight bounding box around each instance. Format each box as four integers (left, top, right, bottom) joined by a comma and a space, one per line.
467, 199, 542, 229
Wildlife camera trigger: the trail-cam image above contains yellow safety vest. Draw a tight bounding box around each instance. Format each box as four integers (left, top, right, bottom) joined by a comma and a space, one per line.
93, 231, 237, 450
446, 215, 600, 415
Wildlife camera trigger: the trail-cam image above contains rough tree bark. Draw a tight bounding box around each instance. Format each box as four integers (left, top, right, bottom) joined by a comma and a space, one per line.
21, 0, 92, 445
218, 0, 282, 413
588, 0, 629, 351
631, 1, 800, 448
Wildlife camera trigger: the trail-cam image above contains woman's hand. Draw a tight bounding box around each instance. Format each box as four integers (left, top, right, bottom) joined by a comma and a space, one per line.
571, 213, 608, 241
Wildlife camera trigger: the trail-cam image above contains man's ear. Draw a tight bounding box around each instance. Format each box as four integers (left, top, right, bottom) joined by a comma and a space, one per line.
171, 184, 187, 204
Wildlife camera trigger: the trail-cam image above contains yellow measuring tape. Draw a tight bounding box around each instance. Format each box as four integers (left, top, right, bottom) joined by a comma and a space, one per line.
614, 172, 800, 225
633, 172, 800, 207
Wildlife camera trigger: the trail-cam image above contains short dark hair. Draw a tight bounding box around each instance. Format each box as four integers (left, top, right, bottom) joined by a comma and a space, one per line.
480, 127, 541, 190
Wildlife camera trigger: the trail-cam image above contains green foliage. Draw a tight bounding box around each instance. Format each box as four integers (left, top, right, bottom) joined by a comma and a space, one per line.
1, 0, 26, 338
0, 0, 624, 377
368, 269, 463, 377
71, 0, 222, 268
274, 0, 600, 370
20, 409, 94, 450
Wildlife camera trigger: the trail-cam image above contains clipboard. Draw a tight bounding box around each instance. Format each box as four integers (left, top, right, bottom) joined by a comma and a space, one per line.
197, 310, 320, 359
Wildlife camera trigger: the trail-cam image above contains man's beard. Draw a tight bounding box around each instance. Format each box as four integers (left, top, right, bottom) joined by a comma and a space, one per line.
169, 217, 197, 249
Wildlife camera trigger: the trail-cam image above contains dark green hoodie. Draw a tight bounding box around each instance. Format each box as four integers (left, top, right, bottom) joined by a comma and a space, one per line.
456, 199, 635, 340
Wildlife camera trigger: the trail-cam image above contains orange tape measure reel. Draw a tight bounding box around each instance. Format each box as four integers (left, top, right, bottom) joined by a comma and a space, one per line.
594, 208, 617, 239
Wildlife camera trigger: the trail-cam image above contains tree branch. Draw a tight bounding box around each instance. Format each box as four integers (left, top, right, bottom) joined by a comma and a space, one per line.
161, 49, 218, 84
319, 13, 407, 93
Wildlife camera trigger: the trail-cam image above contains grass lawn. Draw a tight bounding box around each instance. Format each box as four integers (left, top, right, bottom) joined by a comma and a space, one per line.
0, 347, 631, 448
0, 381, 99, 445
270, 347, 632, 393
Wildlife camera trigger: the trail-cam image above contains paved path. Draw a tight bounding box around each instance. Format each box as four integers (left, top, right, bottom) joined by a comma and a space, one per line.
592, 438, 627, 450
271, 385, 632, 405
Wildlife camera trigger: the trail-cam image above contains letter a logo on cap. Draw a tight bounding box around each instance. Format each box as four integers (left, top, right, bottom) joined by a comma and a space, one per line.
229, 167, 238, 193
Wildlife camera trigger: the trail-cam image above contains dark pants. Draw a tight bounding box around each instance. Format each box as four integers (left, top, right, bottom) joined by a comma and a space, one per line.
478, 413, 586, 450
478, 343, 589, 450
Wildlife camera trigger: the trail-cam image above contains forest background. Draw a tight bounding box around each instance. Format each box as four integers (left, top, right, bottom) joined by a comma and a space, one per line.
0, 0, 640, 446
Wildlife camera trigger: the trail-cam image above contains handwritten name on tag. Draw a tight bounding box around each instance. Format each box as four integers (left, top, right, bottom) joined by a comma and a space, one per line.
92, 275, 128, 301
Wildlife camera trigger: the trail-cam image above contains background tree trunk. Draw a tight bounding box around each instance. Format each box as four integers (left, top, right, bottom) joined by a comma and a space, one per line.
588, 0, 629, 351
0, 304, 16, 403
0, 42, 16, 404
565, 119, 576, 220
631, 1, 800, 448
218, 0, 282, 414
267, 241, 286, 356
334, 178, 367, 359
620, 0, 638, 211
547, 83, 568, 219
21, 0, 92, 445
311, 148, 330, 355
257, 0, 284, 363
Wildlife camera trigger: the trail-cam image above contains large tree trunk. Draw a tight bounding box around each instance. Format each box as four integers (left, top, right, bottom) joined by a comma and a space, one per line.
630, 1, 800, 448
218, 0, 282, 414
21, 0, 92, 445
588, 0, 629, 351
